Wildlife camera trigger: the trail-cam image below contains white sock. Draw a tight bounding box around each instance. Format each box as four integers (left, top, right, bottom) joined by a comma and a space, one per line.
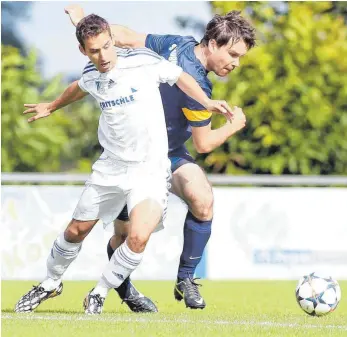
93, 241, 143, 298
43, 232, 82, 290
40, 277, 62, 291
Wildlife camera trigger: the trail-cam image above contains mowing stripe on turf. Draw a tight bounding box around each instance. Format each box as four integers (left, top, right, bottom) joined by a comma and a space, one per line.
2, 314, 347, 330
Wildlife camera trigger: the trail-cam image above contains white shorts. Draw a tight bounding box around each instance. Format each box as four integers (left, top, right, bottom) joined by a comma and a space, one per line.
73, 153, 171, 232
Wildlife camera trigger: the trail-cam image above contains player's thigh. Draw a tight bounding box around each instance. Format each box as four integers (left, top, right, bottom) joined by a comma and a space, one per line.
73, 183, 127, 228
127, 176, 169, 237
171, 163, 213, 210
128, 199, 163, 242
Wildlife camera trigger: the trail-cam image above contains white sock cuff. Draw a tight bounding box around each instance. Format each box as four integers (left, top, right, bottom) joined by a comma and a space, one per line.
53, 232, 82, 259
122, 241, 144, 262
113, 241, 143, 269
56, 232, 82, 251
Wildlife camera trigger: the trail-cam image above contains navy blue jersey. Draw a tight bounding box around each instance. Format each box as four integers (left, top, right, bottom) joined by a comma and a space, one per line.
145, 34, 212, 155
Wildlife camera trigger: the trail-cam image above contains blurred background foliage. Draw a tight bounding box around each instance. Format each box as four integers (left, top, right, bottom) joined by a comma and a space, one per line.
1, 46, 100, 172
187, 1, 347, 175
2, 1, 347, 174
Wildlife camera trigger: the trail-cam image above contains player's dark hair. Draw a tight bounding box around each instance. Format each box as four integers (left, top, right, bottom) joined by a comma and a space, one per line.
201, 11, 256, 49
76, 14, 112, 49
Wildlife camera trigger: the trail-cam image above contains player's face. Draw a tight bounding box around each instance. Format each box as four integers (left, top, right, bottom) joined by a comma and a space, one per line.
80, 31, 116, 73
207, 39, 248, 77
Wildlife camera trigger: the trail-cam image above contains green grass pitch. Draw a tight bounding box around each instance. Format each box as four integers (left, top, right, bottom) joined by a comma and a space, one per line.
2, 280, 346, 337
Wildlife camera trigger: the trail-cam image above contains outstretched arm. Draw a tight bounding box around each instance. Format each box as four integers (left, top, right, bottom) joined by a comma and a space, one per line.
176, 72, 233, 118
110, 25, 147, 48
191, 107, 246, 153
152, 58, 234, 119
23, 81, 88, 122
65, 5, 147, 48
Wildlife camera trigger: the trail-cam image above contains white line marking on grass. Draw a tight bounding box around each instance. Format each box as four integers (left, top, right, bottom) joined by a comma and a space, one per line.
2, 314, 347, 330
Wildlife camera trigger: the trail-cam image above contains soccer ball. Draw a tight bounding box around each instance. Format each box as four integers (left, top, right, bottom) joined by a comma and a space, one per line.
295, 272, 341, 316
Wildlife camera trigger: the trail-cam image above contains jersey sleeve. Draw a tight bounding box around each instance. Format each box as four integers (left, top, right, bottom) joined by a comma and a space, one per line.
145, 34, 177, 55
182, 78, 212, 127
78, 62, 97, 93
151, 58, 183, 86
77, 77, 88, 92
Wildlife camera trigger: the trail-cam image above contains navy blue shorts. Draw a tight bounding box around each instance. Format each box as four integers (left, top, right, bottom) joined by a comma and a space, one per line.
169, 146, 195, 173
116, 146, 195, 221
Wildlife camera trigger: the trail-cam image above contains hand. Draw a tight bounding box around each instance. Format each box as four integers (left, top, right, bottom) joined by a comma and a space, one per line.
228, 106, 246, 132
204, 99, 234, 121
64, 5, 85, 26
23, 103, 53, 123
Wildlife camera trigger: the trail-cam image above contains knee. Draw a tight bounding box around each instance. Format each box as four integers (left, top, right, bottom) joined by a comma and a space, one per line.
189, 190, 214, 221
127, 232, 150, 253
65, 222, 90, 242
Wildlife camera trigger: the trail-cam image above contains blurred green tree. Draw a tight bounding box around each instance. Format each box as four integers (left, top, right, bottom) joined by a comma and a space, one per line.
188, 1, 347, 175
1, 46, 100, 172
3, 2, 347, 175
321, 2, 347, 23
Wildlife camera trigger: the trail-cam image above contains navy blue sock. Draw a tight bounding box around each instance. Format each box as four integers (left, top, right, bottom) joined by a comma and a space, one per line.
177, 211, 212, 280
107, 238, 131, 297
106, 238, 115, 260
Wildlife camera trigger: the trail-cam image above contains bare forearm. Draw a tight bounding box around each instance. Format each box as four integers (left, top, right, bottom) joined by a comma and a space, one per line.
194, 122, 239, 153
111, 24, 146, 48
49, 81, 87, 112
176, 72, 209, 108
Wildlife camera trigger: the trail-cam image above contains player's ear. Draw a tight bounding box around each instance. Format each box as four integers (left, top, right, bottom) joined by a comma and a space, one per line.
79, 44, 87, 56
208, 39, 217, 53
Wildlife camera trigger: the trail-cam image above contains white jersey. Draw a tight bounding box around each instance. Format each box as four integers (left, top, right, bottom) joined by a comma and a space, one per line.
78, 47, 183, 166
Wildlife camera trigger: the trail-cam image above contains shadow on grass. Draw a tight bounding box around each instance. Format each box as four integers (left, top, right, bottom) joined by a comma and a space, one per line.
2, 309, 154, 315
2, 309, 81, 314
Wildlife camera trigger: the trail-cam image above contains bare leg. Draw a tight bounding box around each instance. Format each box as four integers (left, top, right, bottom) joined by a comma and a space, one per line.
14, 218, 98, 313
171, 163, 213, 309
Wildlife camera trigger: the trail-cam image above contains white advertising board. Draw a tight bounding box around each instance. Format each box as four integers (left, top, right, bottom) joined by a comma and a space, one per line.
2, 186, 347, 280
209, 188, 347, 280
1, 186, 187, 281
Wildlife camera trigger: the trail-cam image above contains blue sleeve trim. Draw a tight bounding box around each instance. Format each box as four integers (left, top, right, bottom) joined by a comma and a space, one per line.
189, 118, 211, 127
82, 68, 97, 75
117, 49, 162, 60
145, 34, 154, 50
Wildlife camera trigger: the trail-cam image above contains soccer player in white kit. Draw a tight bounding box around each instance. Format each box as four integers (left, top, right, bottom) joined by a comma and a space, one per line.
14, 14, 232, 314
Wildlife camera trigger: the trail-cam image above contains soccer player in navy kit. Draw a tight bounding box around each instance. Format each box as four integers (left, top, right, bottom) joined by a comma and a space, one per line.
66, 6, 256, 311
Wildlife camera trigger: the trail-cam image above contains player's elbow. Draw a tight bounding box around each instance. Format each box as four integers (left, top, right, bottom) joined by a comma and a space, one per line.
114, 35, 131, 48
116, 29, 146, 48
195, 143, 212, 154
